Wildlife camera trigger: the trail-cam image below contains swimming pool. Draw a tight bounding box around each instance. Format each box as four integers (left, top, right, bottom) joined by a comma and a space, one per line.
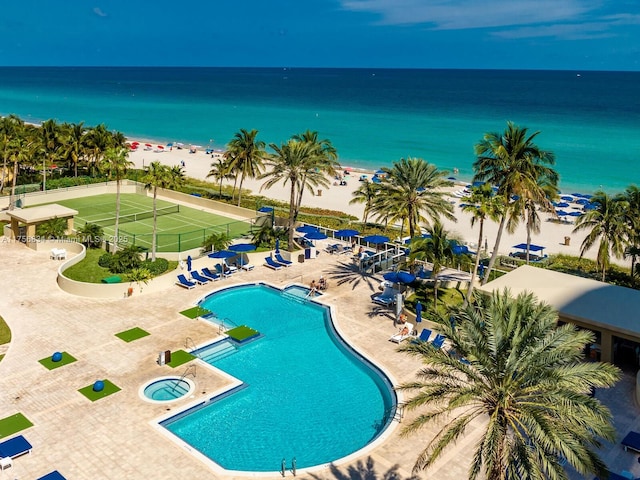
161, 284, 396, 473
283, 284, 322, 299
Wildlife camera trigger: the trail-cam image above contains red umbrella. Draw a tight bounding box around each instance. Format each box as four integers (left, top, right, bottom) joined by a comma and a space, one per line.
157, 145, 164, 150
145, 143, 152, 147
131, 141, 139, 145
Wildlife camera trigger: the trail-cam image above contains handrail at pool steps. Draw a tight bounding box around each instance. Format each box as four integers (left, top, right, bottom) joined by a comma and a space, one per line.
173, 364, 197, 392
184, 336, 200, 357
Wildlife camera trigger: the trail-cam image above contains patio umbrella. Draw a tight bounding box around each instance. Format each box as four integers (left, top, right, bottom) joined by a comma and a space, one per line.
375, 169, 386, 175
186, 255, 192, 272
415, 301, 423, 323
258, 206, 274, 213
296, 225, 319, 234
556, 202, 570, 208
335, 228, 360, 238
560, 195, 574, 201
228, 243, 256, 253
569, 211, 583, 217
383, 271, 416, 284
275, 238, 280, 254
305, 230, 328, 240
208, 250, 236, 260
575, 198, 589, 205
363, 234, 389, 245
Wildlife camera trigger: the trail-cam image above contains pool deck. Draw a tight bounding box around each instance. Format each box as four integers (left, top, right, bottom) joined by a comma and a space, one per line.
0, 239, 639, 479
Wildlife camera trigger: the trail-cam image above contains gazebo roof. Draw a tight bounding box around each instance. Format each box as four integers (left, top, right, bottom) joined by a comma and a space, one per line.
7, 204, 79, 224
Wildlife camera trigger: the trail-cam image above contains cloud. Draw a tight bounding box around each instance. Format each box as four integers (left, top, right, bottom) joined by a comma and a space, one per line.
93, 7, 107, 18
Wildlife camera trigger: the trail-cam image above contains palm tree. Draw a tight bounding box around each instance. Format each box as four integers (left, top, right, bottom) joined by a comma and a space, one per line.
473, 121, 557, 283
620, 185, 640, 276
60, 121, 87, 177
350, 180, 380, 224
8, 128, 37, 210
100, 146, 134, 244
36, 217, 68, 239
260, 139, 330, 250
460, 183, 504, 303
76, 223, 105, 248
573, 191, 629, 282
201, 232, 231, 254
38, 119, 64, 192
84, 124, 112, 177
398, 289, 620, 480
143, 161, 169, 261
373, 158, 455, 240
207, 156, 234, 198
225, 129, 266, 206
0, 115, 23, 194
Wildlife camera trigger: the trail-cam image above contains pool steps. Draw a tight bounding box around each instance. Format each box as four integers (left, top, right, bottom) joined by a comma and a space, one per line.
195, 340, 239, 363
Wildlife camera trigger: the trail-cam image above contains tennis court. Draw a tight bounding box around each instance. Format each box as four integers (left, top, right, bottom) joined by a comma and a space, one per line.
55, 194, 259, 252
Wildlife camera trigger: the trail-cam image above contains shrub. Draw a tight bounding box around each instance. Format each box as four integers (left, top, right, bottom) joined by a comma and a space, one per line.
109, 245, 144, 274
142, 258, 169, 276
98, 253, 113, 269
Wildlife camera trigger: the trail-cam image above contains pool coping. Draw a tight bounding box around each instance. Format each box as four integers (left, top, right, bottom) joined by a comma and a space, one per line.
149, 280, 404, 477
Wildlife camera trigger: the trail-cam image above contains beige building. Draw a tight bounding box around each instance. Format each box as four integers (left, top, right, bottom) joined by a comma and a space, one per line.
480, 265, 640, 365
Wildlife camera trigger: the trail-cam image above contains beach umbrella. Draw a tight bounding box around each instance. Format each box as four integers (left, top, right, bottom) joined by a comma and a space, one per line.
569, 211, 583, 217
415, 301, 423, 323
305, 230, 328, 240
556, 202, 570, 208
363, 234, 389, 245
228, 243, 256, 253
375, 169, 386, 175
583, 203, 598, 211
560, 195, 574, 201
166, 142, 173, 147
208, 250, 236, 259
296, 225, 319, 234
556, 210, 569, 216
258, 206, 274, 213
575, 198, 589, 205
335, 228, 360, 238
383, 271, 416, 285
157, 145, 164, 150
275, 238, 280, 254
447, 176, 456, 181
186, 255, 192, 272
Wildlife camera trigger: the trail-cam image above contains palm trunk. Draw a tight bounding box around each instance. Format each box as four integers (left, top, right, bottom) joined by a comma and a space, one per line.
525, 222, 532, 264
465, 219, 484, 305
0, 154, 7, 193
151, 186, 158, 261
237, 173, 245, 206
114, 178, 121, 246
231, 176, 238, 202
9, 161, 18, 210
481, 213, 507, 285
287, 183, 297, 251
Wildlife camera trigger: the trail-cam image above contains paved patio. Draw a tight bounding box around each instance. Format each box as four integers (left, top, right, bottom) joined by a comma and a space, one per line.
0, 238, 638, 480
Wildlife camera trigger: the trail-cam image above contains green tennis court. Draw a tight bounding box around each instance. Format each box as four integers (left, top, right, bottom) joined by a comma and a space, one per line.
55, 194, 259, 252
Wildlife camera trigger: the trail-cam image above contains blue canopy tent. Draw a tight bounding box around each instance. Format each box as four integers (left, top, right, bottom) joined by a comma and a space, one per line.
511, 243, 547, 261
363, 234, 389, 245
512, 243, 545, 253
335, 229, 360, 238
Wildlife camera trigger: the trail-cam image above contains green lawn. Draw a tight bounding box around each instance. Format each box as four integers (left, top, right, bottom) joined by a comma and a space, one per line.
0, 413, 33, 439
226, 325, 260, 342
166, 350, 196, 368
78, 379, 121, 402
63, 248, 112, 283
39, 351, 77, 370
115, 327, 150, 342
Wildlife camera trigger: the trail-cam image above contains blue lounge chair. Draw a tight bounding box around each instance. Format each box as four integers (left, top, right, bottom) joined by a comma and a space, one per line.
621, 431, 640, 453
372, 294, 395, 306
274, 253, 293, 267
413, 328, 432, 343
37, 471, 67, 480
0, 435, 32, 459
431, 333, 446, 349
264, 256, 282, 270
190, 271, 211, 284
214, 264, 232, 277
201, 267, 221, 281
176, 274, 196, 289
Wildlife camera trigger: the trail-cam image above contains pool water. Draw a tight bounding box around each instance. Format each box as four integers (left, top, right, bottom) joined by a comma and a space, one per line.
283, 284, 322, 299
162, 284, 395, 472
144, 378, 192, 402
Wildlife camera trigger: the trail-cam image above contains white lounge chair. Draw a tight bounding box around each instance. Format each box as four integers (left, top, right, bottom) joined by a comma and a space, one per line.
389, 323, 413, 343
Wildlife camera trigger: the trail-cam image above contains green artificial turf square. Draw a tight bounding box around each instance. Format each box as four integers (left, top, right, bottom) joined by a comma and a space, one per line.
0, 413, 33, 439
115, 327, 150, 342
166, 349, 196, 368
179, 306, 211, 319
38, 351, 77, 370
78, 379, 121, 402
226, 325, 260, 342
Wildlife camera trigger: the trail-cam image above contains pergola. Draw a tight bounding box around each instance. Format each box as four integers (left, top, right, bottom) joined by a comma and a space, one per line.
7, 204, 79, 249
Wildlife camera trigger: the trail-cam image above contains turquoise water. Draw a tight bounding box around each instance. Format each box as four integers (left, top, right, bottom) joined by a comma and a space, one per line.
0, 67, 639, 193
143, 378, 191, 402
162, 284, 395, 472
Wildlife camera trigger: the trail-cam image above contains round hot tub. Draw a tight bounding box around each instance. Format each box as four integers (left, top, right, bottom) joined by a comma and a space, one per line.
141, 376, 195, 403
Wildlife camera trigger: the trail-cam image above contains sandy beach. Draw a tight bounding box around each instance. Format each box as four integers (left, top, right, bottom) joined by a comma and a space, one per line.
127, 143, 628, 268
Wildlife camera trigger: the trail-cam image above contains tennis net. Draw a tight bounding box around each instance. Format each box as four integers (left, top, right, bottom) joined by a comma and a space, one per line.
90, 205, 180, 228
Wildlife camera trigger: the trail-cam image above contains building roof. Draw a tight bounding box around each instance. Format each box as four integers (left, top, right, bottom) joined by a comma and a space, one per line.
7, 204, 78, 224
479, 265, 640, 339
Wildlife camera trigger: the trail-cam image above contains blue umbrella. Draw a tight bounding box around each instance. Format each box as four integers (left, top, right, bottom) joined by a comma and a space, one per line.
415, 301, 423, 323
583, 203, 598, 211
375, 169, 386, 175
560, 195, 574, 201
186, 255, 192, 271
305, 230, 328, 240
575, 198, 589, 205
556, 210, 569, 216
275, 238, 280, 253
363, 234, 390, 245
569, 211, 583, 217
208, 250, 236, 259
335, 228, 360, 238
258, 206, 274, 213
228, 243, 257, 252
296, 225, 319, 234
383, 271, 416, 284
556, 202, 570, 208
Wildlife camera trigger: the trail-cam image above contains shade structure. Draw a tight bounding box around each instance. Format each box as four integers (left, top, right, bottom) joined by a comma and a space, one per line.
228, 243, 257, 253
583, 203, 598, 210
305, 230, 328, 240
375, 169, 386, 175
569, 211, 583, 217
560, 195, 574, 201
186, 255, 192, 271
258, 206, 274, 213
208, 250, 236, 259
383, 271, 416, 284
556, 210, 569, 216
512, 243, 545, 252
363, 234, 389, 245
275, 238, 280, 254
556, 202, 570, 208
575, 198, 589, 205
335, 228, 360, 238
295, 225, 319, 234
415, 301, 423, 323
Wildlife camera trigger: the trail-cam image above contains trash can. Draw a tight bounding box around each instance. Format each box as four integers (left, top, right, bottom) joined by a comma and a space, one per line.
564, 236, 571, 246
298, 254, 305, 263
317, 189, 322, 196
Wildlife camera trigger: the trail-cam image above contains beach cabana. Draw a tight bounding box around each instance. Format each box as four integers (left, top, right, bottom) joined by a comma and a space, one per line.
510, 243, 546, 261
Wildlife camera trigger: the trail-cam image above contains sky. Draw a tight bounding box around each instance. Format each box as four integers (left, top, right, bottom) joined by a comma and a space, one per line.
0, 1, 638, 70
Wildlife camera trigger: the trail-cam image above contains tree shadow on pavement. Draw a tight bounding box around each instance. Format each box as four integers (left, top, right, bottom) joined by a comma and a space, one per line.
307, 456, 420, 480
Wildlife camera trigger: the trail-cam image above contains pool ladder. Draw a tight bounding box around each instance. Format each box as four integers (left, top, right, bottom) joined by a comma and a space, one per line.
280, 457, 296, 477
218, 317, 238, 334
171, 364, 197, 392
184, 337, 201, 358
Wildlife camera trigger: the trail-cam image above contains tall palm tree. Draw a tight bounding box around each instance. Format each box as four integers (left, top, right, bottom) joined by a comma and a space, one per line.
39, 119, 64, 192
143, 161, 169, 261
8, 128, 37, 210
0, 115, 23, 194
225, 129, 266, 206
573, 191, 629, 282
84, 123, 112, 177
473, 121, 558, 283
101, 146, 134, 244
60, 121, 87, 177
207, 156, 234, 198
460, 183, 504, 303
260, 139, 330, 250
620, 185, 640, 276
373, 158, 455, 239
398, 289, 620, 480
350, 180, 380, 224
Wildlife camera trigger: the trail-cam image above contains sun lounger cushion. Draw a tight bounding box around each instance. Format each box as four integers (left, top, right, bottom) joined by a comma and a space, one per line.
176, 274, 196, 289
373, 295, 394, 306
264, 257, 282, 270
621, 431, 640, 452
415, 328, 432, 343
431, 333, 446, 349
37, 471, 67, 480
201, 268, 220, 280
0, 435, 32, 459
274, 253, 293, 266
190, 271, 211, 284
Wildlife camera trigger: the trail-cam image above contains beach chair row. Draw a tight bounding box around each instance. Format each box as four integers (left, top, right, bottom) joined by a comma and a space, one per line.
176, 265, 238, 289
264, 253, 293, 270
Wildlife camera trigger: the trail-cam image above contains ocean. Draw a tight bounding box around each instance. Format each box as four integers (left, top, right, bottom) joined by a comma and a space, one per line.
0, 67, 638, 194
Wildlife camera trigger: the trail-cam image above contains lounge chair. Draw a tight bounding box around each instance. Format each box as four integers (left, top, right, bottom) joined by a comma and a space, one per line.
340, 245, 353, 254
621, 431, 640, 453
389, 323, 414, 343
595, 472, 632, 480
37, 471, 67, 480
274, 253, 293, 267
223, 259, 238, 273
0, 435, 32, 460
412, 328, 432, 343
201, 267, 221, 281
372, 294, 395, 306
176, 274, 196, 289
190, 271, 211, 284
430, 333, 446, 349
264, 256, 283, 270
214, 264, 233, 278
325, 244, 340, 254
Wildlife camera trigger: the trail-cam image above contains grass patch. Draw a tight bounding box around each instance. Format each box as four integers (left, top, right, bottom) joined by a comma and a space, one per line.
63, 248, 112, 283
115, 327, 150, 342
0, 413, 33, 439
0, 314, 11, 345
38, 351, 77, 370
179, 306, 211, 319
226, 325, 260, 342
166, 349, 196, 368
78, 379, 121, 402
